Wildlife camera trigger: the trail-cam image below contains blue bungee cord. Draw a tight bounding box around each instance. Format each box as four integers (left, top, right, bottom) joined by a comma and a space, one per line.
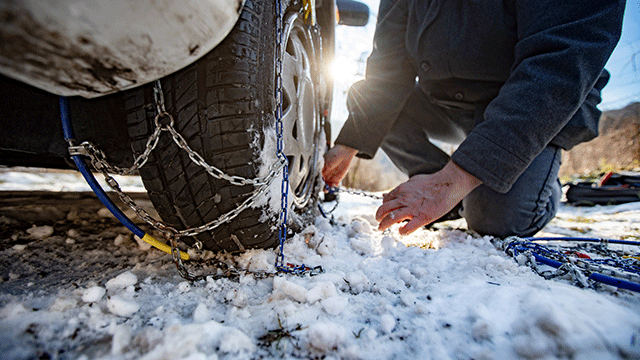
59, 97, 188, 260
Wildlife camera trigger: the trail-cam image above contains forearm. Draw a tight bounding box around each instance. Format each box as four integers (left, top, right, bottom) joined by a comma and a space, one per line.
335, 0, 416, 159
322, 144, 358, 187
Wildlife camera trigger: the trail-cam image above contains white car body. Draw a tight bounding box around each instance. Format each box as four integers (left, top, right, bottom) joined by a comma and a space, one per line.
0, 0, 244, 98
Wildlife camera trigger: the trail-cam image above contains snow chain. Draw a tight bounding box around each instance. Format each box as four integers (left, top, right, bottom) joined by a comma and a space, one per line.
327, 186, 383, 200
319, 186, 383, 218
497, 237, 640, 292
69, 1, 325, 280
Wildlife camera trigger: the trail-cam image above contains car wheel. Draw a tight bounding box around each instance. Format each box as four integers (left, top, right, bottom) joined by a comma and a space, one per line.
124, 0, 328, 252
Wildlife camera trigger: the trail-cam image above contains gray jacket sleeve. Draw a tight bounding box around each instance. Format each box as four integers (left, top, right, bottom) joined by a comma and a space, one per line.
334, 0, 416, 159
451, 0, 625, 193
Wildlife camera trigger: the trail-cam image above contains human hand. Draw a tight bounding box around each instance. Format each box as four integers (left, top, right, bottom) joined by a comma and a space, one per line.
375, 161, 482, 235
322, 144, 358, 188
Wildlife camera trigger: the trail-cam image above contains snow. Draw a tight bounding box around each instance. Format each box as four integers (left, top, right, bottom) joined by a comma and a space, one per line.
106, 296, 140, 318
1, 169, 640, 359
2, 1, 640, 357
26, 225, 54, 240
307, 322, 349, 352
273, 276, 308, 303
380, 313, 396, 334
82, 286, 106, 303
105, 271, 138, 290
0, 167, 144, 192
252, 124, 328, 224
251, 122, 285, 220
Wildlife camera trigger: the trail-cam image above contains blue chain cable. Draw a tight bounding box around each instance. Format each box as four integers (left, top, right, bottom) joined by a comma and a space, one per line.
504, 236, 640, 292
317, 185, 339, 219
525, 236, 640, 275
274, 0, 287, 271
273, 0, 315, 276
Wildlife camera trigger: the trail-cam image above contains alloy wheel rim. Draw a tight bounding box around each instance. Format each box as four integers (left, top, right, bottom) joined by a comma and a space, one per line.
280, 13, 321, 208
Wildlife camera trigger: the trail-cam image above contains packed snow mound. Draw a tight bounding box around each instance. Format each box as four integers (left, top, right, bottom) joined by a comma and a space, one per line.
1, 193, 640, 359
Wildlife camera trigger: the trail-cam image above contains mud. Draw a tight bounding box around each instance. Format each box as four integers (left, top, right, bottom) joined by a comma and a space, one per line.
0, 6, 136, 96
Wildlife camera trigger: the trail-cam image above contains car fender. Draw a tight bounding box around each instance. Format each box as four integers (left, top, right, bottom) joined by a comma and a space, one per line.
0, 0, 244, 98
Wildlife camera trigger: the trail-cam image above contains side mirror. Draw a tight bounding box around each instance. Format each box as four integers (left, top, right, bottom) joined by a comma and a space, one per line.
336, 0, 370, 27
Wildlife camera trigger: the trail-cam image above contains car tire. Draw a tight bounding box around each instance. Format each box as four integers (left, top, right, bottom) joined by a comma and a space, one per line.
124, 0, 328, 252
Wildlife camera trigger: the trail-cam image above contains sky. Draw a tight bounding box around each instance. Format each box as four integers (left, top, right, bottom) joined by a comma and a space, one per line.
601, 0, 640, 110
336, 0, 640, 112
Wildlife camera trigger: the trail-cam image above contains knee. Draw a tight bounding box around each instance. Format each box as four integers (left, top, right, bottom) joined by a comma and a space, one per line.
463, 206, 543, 238
462, 187, 560, 238
463, 146, 562, 238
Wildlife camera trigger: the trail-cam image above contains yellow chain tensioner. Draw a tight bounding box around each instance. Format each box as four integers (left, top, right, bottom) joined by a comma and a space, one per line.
302, 0, 316, 25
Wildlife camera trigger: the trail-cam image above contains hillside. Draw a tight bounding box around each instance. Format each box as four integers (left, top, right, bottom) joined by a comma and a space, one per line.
560, 102, 640, 176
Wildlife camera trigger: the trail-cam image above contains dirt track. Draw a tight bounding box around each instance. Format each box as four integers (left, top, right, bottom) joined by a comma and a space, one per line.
0, 191, 170, 296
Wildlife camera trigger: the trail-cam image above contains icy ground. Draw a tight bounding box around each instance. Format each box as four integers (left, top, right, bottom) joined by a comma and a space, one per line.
1, 168, 640, 360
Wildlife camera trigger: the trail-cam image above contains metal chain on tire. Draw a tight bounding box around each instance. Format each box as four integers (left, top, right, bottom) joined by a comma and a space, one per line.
82, 80, 287, 280
80, 81, 286, 240
72, 1, 324, 280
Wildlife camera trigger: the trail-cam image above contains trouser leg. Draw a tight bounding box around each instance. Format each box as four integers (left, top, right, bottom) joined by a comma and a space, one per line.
462, 145, 562, 237
380, 86, 467, 176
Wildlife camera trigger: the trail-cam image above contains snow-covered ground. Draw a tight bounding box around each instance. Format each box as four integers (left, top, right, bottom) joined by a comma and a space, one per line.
1, 168, 639, 359
3, 1, 639, 358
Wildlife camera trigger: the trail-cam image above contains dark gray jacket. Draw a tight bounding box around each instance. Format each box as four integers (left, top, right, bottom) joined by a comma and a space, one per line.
335, 0, 625, 193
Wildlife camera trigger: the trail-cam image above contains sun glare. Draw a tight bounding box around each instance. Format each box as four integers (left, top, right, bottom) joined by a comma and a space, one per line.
330, 57, 360, 81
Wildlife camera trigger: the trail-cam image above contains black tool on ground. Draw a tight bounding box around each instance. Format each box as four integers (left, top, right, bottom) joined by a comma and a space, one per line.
566, 171, 640, 206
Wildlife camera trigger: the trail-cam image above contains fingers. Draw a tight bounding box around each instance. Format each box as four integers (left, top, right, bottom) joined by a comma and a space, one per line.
377, 207, 415, 232
375, 181, 440, 234
322, 166, 343, 188
376, 200, 435, 233
399, 216, 430, 235
321, 145, 357, 188
381, 189, 397, 202
371, 163, 479, 236
375, 199, 403, 222
321, 161, 340, 187
322, 168, 337, 188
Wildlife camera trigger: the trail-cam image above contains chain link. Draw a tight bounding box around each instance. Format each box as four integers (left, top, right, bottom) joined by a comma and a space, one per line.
72, 2, 324, 280
102, 172, 180, 234
86, 81, 287, 241
70, 126, 161, 176
498, 237, 640, 291
274, 0, 293, 273
165, 122, 286, 187
319, 186, 382, 217
328, 186, 383, 200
